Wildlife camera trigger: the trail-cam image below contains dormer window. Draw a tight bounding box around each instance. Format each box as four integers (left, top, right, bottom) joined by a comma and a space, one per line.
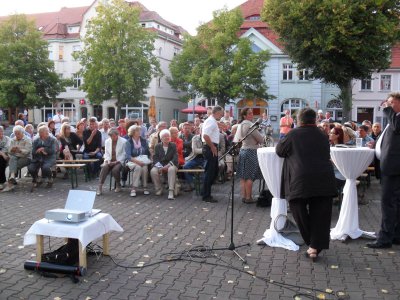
246, 15, 261, 21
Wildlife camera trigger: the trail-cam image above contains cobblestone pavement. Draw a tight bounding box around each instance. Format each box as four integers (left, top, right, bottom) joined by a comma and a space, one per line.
0, 168, 399, 300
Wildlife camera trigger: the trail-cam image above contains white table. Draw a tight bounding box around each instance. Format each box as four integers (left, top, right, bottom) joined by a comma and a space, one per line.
330, 147, 375, 240
256, 147, 299, 251
24, 213, 123, 268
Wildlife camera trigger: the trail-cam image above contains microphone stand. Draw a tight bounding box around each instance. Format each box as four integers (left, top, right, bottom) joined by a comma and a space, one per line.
215, 123, 262, 263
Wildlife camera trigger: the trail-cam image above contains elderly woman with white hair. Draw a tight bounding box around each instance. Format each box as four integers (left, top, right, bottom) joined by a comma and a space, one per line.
125, 124, 150, 197
28, 126, 57, 189
96, 128, 127, 195
150, 129, 178, 200
0, 126, 11, 190
3, 125, 32, 191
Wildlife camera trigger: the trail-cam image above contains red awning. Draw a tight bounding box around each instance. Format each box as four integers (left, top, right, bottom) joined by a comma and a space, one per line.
181, 106, 207, 114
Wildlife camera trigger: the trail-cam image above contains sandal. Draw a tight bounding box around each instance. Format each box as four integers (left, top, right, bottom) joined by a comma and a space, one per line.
305, 249, 321, 262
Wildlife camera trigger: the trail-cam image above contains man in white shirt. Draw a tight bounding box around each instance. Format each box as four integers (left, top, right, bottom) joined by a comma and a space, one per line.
201, 105, 224, 202
53, 110, 64, 131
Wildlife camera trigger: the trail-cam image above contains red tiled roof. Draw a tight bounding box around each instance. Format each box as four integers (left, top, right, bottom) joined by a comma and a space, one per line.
234, 0, 284, 50
0, 1, 186, 41
390, 45, 400, 68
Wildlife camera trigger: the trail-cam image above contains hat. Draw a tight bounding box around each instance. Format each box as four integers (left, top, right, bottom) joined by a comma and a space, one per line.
318, 110, 323, 114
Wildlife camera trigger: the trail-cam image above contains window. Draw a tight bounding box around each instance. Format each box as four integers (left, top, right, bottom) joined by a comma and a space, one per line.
158, 47, 162, 56
141, 23, 146, 27
173, 47, 180, 56
380, 75, 391, 91
173, 109, 179, 121
361, 76, 372, 90
298, 69, 309, 81
58, 45, 64, 60
282, 63, 293, 80
73, 73, 82, 88
158, 77, 162, 88
58, 73, 63, 79
48, 45, 53, 60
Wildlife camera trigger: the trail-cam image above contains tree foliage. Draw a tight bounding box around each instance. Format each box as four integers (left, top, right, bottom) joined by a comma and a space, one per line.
76, 0, 161, 113
263, 0, 400, 120
0, 14, 68, 109
168, 8, 271, 107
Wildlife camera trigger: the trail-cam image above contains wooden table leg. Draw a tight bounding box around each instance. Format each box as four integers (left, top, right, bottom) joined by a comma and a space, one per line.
74, 169, 78, 188
103, 233, 110, 256
78, 241, 87, 268
36, 235, 44, 262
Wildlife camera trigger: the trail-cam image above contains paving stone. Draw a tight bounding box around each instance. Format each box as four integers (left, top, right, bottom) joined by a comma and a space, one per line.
0, 175, 398, 299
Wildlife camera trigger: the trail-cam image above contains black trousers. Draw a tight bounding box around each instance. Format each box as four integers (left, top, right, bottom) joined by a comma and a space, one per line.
377, 175, 400, 243
0, 155, 7, 184
289, 197, 333, 250
202, 144, 218, 199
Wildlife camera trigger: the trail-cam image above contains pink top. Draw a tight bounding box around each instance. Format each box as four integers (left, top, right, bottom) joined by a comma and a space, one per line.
280, 116, 293, 134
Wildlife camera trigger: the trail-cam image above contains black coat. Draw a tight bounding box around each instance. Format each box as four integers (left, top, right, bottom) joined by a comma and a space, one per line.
153, 142, 178, 167
380, 107, 400, 176
276, 125, 337, 201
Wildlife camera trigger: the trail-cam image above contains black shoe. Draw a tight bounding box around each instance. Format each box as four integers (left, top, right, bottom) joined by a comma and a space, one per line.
202, 196, 217, 203
392, 238, 400, 245
8, 177, 17, 185
366, 241, 392, 249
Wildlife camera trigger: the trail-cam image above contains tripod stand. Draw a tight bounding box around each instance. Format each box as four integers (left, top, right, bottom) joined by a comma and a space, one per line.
215, 124, 262, 263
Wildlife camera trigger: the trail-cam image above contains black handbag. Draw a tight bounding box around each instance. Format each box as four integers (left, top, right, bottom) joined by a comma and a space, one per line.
41, 239, 79, 266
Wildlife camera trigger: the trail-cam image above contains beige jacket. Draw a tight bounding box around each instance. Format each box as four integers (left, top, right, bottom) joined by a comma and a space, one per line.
9, 135, 32, 159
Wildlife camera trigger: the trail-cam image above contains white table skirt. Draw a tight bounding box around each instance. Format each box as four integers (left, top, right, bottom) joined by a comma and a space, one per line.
256, 147, 299, 251
330, 147, 375, 240
24, 213, 124, 248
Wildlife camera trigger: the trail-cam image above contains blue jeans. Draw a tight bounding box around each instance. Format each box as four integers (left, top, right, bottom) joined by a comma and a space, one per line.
83, 151, 103, 175
183, 157, 204, 184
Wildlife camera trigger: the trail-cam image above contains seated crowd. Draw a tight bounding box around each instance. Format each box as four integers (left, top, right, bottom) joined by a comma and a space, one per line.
0, 109, 382, 202
0, 111, 239, 199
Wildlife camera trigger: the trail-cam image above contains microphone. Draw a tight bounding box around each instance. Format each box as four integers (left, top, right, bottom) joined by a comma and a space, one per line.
249, 118, 263, 129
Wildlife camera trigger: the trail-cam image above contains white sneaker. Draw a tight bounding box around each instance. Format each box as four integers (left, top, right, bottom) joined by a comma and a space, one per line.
143, 189, 150, 195
168, 190, 175, 200
130, 189, 136, 197
155, 189, 162, 196
96, 186, 103, 196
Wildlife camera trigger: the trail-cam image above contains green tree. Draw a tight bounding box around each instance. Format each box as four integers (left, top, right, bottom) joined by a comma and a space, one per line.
76, 0, 161, 118
168, 8, 271, 107
263, 0, 400, 121
0, 14, 68, 110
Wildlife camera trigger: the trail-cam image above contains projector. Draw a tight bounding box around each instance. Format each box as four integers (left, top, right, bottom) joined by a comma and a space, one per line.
45, 209, 88, 223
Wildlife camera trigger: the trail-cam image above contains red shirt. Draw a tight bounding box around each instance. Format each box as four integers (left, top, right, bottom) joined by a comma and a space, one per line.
171, 137, 184, 166
117, 126, 127, 137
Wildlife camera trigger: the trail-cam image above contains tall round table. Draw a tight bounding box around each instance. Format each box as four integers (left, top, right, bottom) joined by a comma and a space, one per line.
256, 147, 299, 251
330, 147, 376, 240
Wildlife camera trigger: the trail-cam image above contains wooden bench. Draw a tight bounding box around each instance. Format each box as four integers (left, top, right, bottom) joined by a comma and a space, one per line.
57, 159, 100, 181
56, 164, 85, 189
177, 169, 204, 195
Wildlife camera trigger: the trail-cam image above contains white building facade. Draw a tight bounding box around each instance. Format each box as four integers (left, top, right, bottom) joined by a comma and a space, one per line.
24, 0, 186, 125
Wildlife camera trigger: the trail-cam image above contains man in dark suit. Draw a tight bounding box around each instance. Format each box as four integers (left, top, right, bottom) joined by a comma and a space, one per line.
276, 108, 337, 260
150, 129, 178, 200
367, 93, 400, 248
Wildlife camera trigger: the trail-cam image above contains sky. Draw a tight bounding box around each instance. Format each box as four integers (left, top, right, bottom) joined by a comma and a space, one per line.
0, 0, 246, 35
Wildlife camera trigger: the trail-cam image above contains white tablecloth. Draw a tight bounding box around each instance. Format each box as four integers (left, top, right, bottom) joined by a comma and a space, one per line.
24, 213, 124, 248
256, 147, 299, 251
330, 147, 375, 240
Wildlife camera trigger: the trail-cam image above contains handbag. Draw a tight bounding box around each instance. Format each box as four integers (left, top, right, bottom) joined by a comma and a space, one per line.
274, 214, 304, 245
136, 155, 151, 165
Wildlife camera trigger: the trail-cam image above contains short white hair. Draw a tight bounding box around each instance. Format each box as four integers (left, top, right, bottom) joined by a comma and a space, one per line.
160, 129, 171, 138
13, 125, 24, 134
38, 126, 49, 134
